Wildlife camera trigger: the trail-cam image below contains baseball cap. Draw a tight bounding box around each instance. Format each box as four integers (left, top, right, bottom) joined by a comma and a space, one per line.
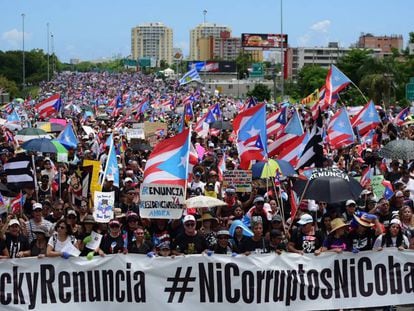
109, 219, 120, 226
126, 211, 139, 220
216, 230, 230, 237
67, 209, 77, 217
8, 219, 20, 227
346, 199, 356, 206
124, 177, 133, 183
366, 148, 372, 153
183, 215, 196, 223
390, 218, 401, 227
106, 175, 115, 182
272, 214, 282, 222
33, 203, 43, 210
297, 214, 314, 225
253, 196, 265, 204
194, 172, 201, 177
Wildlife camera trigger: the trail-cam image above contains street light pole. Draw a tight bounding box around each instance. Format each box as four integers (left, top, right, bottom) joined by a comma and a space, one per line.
47, 22, 50, 81
280, 0, 284, 99
51, 33, 55, 76
22, 13, 25, 89
202, 9, 207, 81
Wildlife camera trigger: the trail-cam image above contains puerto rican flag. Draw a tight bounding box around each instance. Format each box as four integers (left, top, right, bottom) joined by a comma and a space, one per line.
351, 100, 381, 135
327, 108, 355, 149
266, 107, 288, 138
10, 192, 24, 214
143, 129, 190, 188
393, 107, 409, 126
324, 64, 351, 106
268, 108, 303, 158
35, 94, 61, 119
278, 133, 309, 168
233, 104, 267, 169
360, 167, 372, 188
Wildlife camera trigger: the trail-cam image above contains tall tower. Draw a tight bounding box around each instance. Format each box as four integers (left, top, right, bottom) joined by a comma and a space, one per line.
190, 23, 231, 61
131, 22, 173, 65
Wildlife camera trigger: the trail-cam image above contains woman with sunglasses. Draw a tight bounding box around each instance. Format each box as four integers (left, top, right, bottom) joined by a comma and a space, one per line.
373, 219, 409, 251
46, 219, 79, 258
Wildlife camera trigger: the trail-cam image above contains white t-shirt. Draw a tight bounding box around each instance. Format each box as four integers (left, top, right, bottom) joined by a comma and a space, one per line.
48, 234, 76, 252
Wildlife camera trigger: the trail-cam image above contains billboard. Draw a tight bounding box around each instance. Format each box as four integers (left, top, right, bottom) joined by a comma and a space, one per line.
187, 61, 236, 73
241, 33, 288, 48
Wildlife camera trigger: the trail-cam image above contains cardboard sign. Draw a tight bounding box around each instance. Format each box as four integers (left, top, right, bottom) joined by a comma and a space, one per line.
139, 183, 185, 219
144, 121, 167, 136
126, 128, 145, 140
223, 170, 252, 192
93, 191, 114, 223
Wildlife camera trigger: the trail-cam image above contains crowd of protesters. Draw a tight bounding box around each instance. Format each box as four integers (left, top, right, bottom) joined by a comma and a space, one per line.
0, 71, 414, 262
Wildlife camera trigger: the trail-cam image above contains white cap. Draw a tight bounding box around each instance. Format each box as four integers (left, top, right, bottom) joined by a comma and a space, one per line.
208, 142, 214, 147
124, 177, 133, 183
297, 214, 313, 225
33, 203, 43, 210
390, 218, 401, 226
346, 199, 356, 206
106, 175, 114, 181
9, 219, 20, 227
183, 215, 196, 223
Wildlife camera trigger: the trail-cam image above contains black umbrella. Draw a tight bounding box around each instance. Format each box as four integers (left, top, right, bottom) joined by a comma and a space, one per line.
378, 139, 414, 161
210, 120, 232, 131
293, 167, 363, 203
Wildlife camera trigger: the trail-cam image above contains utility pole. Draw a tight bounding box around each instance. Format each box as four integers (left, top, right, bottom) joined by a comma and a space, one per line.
280, 0, 284, 99
22, 13, 25, 89
47, 22, 50, 81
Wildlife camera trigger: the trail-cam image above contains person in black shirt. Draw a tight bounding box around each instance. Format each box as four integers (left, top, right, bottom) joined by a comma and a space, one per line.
99, 219, 125, 255
239, 219, 270, 254
1, 217, 30, 258
211, 230, 235, 254
288, 213, 323, 255
348, 212, 381, 252
172, 215, 207, 255
128, 226, 153, 254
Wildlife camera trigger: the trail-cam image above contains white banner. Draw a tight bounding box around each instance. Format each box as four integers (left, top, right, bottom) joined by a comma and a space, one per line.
139, 183, 185, 219
0, 249, 413, 310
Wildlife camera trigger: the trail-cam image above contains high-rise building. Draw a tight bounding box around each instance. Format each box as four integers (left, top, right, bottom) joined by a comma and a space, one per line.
286, 43, 349, 79
190, 23, 231, 60
131, 22, 173, 65
356, 33, 403, 56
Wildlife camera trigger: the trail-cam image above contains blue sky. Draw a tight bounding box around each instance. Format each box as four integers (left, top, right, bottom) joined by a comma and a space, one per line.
1, 0, 412, 62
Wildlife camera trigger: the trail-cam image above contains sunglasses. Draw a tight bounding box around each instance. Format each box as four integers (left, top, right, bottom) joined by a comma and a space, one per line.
185, 222, 196, 227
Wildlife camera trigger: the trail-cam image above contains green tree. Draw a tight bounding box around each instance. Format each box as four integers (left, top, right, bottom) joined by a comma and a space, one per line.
297, 65, 327, 97
236, 52, 252, 79
0, 75, 19, 97
336, 49, 372, 86
247, 84, 271, 101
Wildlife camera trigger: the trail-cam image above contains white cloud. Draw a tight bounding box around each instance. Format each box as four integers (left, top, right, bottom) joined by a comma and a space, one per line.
1, 28, 31, 49
310, 20, 331, 33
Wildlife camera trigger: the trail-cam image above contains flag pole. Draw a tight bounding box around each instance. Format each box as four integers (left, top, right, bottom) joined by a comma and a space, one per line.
287, 175, 311, 233
183, 128, 192, 215
32, 154, 39, 202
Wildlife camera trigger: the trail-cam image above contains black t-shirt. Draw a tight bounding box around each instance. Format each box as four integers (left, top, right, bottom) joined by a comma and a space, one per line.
289, 229, 323, 253
171, 232, 207, 254
128, 241, 153, 254
99, 234, 124, 254
239, 237, 270, 254
5, 233, 30, 258
348, 229, 377, 251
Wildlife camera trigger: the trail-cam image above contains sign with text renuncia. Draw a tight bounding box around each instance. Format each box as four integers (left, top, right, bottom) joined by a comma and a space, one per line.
139, 183, 185, 219
0, 249, 413, 310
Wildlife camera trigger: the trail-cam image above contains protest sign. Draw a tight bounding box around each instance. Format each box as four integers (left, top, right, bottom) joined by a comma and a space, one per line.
140, 183, 185, 219
93, 191, 114, 223
223, 170, 252, 192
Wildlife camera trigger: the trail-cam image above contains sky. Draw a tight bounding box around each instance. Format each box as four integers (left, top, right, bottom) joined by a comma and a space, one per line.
1, 0, 413, 63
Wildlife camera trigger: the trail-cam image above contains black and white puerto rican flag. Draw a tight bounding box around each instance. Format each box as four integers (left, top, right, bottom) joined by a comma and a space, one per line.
4, 154, 35, 190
